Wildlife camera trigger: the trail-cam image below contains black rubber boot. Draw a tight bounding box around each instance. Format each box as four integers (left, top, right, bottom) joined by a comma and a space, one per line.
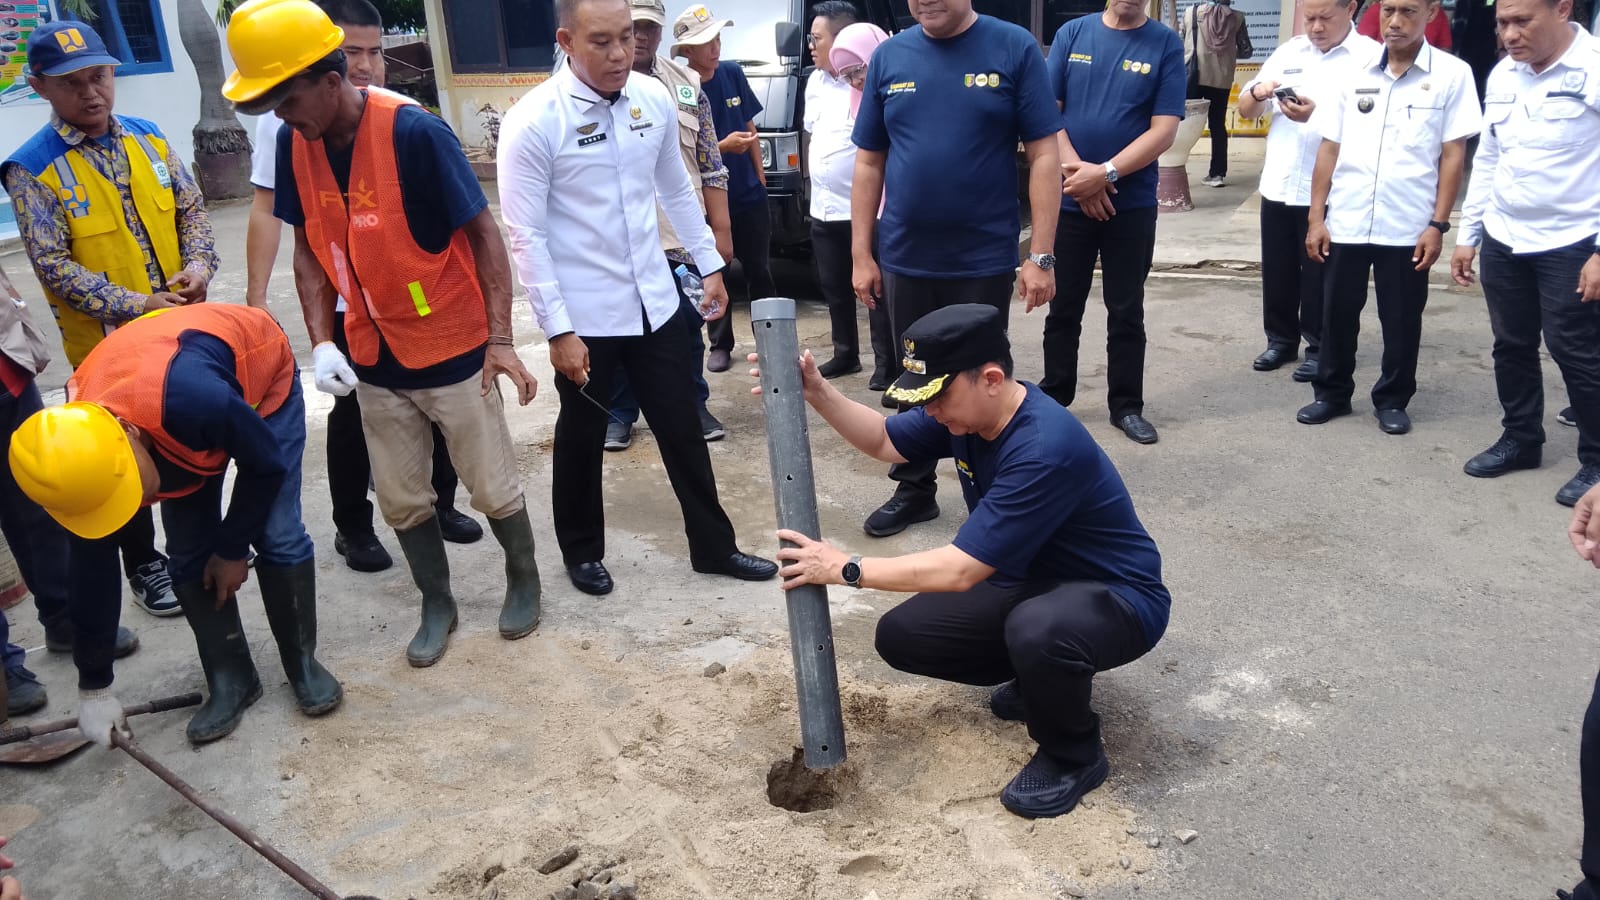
394, 518, 459, 667
175, 581, 262, 745
488, 508, 542, 640
256, 561, 343, 716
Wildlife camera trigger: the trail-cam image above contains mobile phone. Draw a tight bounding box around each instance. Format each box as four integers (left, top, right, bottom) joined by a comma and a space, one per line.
1273, 86, 1300, 103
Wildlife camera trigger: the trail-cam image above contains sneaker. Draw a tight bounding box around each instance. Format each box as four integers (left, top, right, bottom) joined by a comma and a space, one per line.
604, 420, 633, 451
863, 493, 939, 537
999, 749, 1109, 819
1462, 435, 1541, 478
1201, 174, 1225, 188
1560, 407, 1578, 428
129, 560, 181, 617
334, 531, 394, 572
45, 622, 139, 658
989, 680, 1026, 722
436, 507, 484, 544
700, 408, 726, 442
5, 665, 46, 716
1557, 464, 1600, 508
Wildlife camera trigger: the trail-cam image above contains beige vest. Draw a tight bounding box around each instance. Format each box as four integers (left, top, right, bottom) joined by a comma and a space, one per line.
652, 55, 708, 254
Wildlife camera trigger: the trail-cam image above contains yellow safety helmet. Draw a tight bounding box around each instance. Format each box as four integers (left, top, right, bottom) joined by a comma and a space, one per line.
9, 402, 143, 540
221, 0, 345, 107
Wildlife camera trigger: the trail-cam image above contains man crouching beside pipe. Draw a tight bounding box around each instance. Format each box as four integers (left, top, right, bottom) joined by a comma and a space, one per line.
752, 304, 1170, 818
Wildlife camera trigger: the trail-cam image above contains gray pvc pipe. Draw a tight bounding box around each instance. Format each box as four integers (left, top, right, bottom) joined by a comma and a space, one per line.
751, 297, 848, 769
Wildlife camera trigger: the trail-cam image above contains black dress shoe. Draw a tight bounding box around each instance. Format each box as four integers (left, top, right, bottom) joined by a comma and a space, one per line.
437, 506, 484, 544
1292, 358, 1319, 383
566, 561, 614, 595
1253, 346, 1296, 371
1463, 436, 1541, 478
868, 368, 891, 391
692, 551, 779, 581
1557, 464, 1600, 508
1114, 413, 1158, 445
863, 493, 939, 537
1374, 408, 1411, 435
335, 530, 394, 572
817, 355, 862, 379
1296, 400, 1352, 424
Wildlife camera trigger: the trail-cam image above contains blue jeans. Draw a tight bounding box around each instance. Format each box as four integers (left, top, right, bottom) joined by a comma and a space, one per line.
0, 382, 74, 675
162, 377, 315, 585
610, 260, 711, 425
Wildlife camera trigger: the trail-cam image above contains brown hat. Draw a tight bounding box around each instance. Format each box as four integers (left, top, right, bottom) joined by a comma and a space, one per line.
629, 0, 666, 26
670, 3, 732, 55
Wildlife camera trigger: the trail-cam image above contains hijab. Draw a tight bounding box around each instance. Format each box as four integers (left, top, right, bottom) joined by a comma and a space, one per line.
828, 22, 889, 118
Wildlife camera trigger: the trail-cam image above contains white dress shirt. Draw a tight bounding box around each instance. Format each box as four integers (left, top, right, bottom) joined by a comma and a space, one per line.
1244, 28, 1379, 206
497, 66, 724, 339
1459, 24, 1600, 254
1317, 43, 1481, 246
803, 69, 856, 222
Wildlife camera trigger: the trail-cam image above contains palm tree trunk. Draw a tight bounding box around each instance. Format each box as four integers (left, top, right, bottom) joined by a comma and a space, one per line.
178, 0, 250, 199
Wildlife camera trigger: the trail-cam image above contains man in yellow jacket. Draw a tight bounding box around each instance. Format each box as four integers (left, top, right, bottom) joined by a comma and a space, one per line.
1, 20, 218, 618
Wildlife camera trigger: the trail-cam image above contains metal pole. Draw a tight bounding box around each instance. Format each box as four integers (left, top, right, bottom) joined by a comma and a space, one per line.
751, 297, 847, 769
0, 692, 203, 745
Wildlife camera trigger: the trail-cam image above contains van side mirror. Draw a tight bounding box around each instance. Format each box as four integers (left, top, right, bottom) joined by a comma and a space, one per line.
775, 21, 804, 58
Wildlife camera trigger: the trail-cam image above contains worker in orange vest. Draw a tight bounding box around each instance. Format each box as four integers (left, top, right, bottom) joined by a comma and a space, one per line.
221, 0, 542, 668
9, 304, 343, 746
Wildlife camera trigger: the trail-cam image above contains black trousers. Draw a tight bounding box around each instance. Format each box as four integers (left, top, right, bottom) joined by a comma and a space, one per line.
1479, 234, 1600, 465
552, 306, 738, 566
1041, 206, 1158, 419
329, 311, 460, 537
1582, 670, 1600, 887
881, 269, 1016, 501
811, 218, 893, 375
0, 384, 71, 638
707, 201, 776, 353
875, 579, 1150, 766
1315, 242, 1429, 410
1195, 85, 1231, 178
113, 506, 162, 577
1260, 198, 1323, 356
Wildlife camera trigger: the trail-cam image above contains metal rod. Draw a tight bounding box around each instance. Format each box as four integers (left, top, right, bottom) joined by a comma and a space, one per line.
0, 692, 203, 745
111, 731, 343, 900
751, 297, 847, 769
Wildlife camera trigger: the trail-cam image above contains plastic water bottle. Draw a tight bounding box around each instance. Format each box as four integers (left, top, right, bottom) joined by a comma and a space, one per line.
676, 264, 719, 321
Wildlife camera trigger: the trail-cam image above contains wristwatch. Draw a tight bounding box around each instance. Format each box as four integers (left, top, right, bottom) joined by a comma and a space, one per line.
841, 555, 863, 588
1028, 252, 1056, 271
1104, 162, 1120, 184
1428, 219, 1451, 234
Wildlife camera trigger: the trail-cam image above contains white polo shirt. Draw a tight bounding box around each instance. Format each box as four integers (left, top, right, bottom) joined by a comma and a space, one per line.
497, 66, 724, 339
1459, 24, 1600, 254
1244, 28, 1380, 206
249, 110, 348, 313
803, 68, 856, 222
1316, 42, 1481, 246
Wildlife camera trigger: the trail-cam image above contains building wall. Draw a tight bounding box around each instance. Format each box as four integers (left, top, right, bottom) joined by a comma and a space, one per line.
420, 0, 546, 152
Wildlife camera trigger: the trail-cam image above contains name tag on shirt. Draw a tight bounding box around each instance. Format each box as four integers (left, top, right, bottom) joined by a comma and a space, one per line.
1356, 88, 1380, 95
579, 132, 608, 146
629, 120, 654, 131
1284, 67, 1304, 74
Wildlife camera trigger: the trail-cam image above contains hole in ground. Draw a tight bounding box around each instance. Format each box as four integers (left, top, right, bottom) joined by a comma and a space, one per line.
766, 746, 850, 812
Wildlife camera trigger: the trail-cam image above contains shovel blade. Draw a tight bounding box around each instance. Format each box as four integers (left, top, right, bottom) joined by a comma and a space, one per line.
0, 730, 90, 764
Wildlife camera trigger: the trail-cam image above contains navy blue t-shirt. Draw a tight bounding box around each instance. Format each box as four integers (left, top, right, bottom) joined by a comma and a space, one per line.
1047, 16, 1186, 213
852, 16, 1060, 279
274, 98, 488, 390
700, 61, 766, 212
885, 383, 1171, 645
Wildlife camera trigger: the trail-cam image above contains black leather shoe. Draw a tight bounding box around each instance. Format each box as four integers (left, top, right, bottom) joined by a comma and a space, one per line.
1292, 358, 1318, 383
863, 493, 939, 537
989, 680, 1025, 722
1375, 408, 1411, 435
692, 551, 779, 581
437, 506, 484, 544
868, 368, 891, 391
1463, 436, 1541, 478
1297, 400, 1352, 424
1000, 749, 1109, 819
817, 355, 862, 379
1253, 346, 1296, 371
1114, 413, 1158, 445
335, 530, 393, 572
566, 561, 614, 595
1557, 465, 1600, 508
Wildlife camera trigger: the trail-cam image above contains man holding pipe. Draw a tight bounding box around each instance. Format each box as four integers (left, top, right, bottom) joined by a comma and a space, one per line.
758, 304, 1170, 818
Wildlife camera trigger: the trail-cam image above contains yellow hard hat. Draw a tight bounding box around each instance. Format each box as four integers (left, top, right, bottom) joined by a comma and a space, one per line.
221, 0, 345, 106
9, 402, 143, 540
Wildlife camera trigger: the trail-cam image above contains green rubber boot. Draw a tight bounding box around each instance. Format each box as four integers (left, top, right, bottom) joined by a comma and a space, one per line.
256, 561, 343, 716
394, 518, 458, 667
175, 581, 262, 745
488, 508, 542, 639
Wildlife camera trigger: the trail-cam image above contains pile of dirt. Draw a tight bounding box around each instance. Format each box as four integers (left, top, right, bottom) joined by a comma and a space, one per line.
282, 634, 1158, 899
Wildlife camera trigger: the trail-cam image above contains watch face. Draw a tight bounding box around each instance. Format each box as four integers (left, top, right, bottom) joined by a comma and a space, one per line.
842, 561, 861, 584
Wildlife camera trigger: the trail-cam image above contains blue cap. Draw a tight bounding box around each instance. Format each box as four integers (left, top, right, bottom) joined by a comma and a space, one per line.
27, 21, 121, 77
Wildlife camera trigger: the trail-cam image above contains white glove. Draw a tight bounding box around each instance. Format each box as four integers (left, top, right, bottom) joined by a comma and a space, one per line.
311, 341, 359, 397
77, 688, 128, 748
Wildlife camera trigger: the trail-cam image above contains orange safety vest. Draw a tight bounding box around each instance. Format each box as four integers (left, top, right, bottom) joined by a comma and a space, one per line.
68, 305, 295, 500
291, 89, 488, 370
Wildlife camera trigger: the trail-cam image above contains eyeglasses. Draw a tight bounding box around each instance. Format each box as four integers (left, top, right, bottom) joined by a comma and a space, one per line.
840, 64, 867, 82
806, 33, 818, 45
